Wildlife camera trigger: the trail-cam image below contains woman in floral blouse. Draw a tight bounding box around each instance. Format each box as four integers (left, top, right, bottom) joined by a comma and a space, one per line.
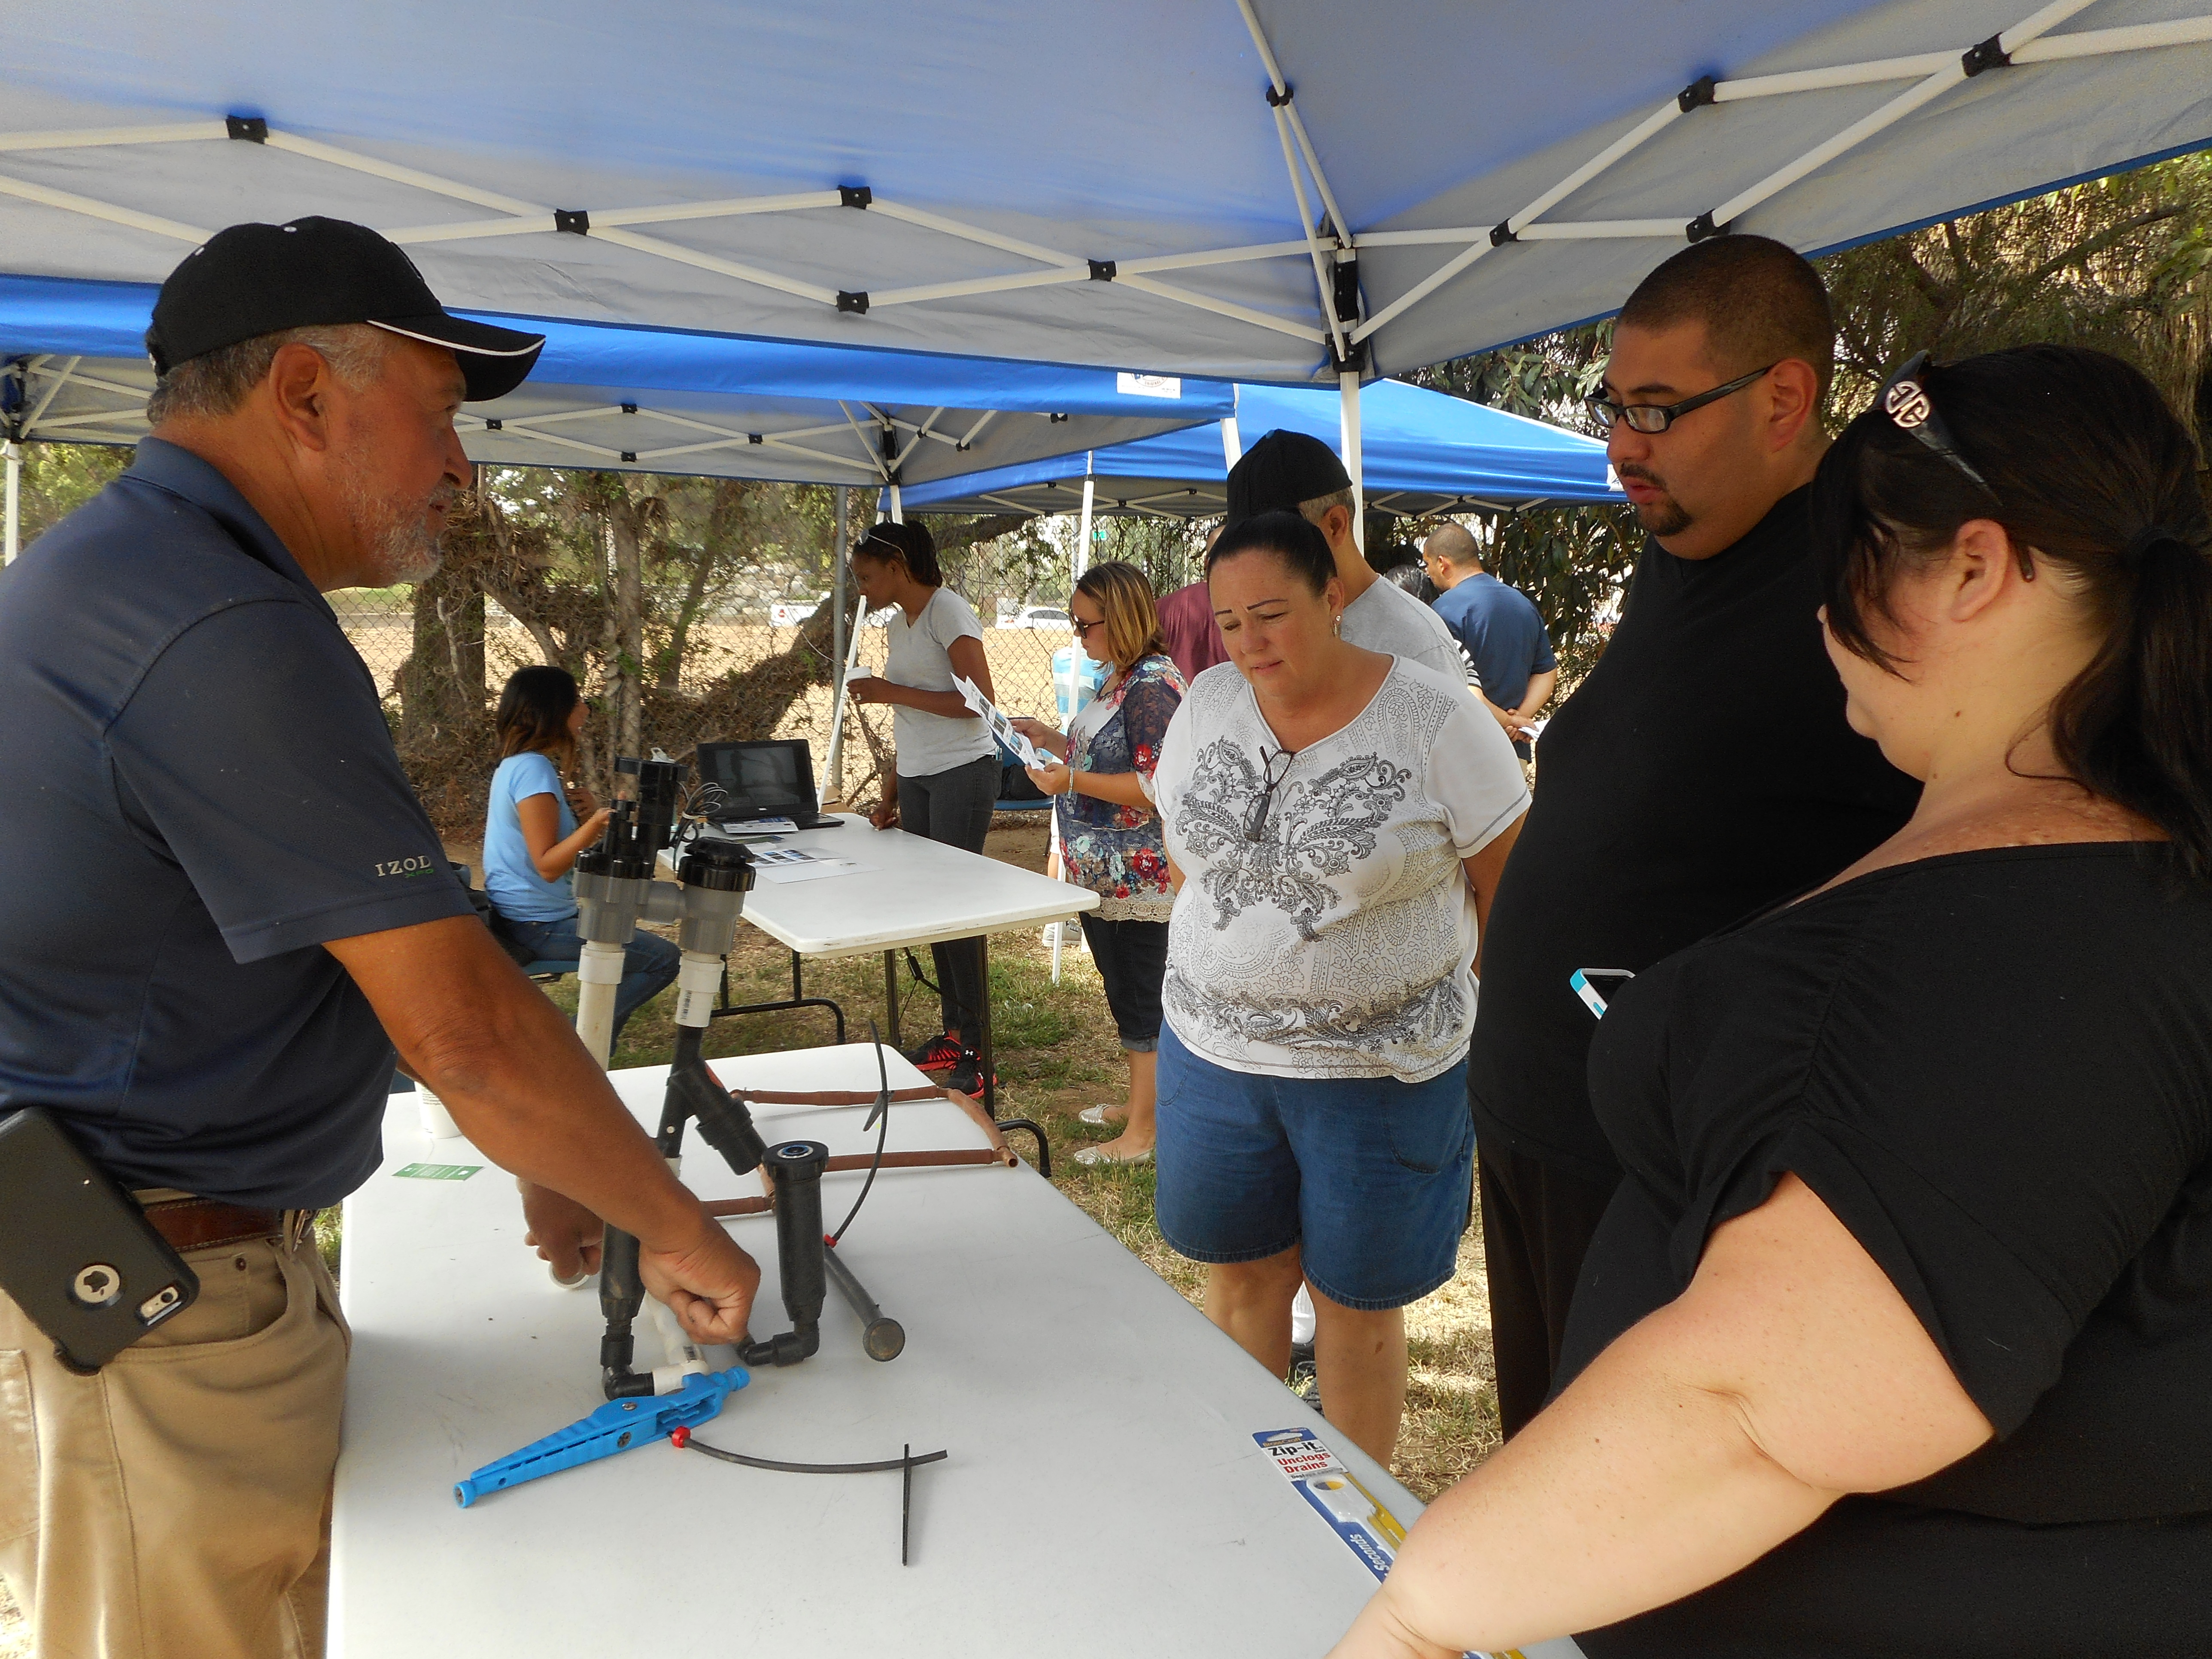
1016, 562, 1187, 1165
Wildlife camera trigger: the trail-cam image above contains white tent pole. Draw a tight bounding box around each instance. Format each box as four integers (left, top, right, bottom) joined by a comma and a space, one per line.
1339, 371, 1364, 556
3, 442, 19, 565
1221, 415, 1244, 469
1076, 455, 1095, 583
824, 484, 849, 801
888, 484, 903, 523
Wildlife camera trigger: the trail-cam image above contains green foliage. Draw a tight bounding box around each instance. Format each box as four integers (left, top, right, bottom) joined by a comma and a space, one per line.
1410, 325, 1641, 683
1819, 152, 2212, 422
10, 442, 131, 548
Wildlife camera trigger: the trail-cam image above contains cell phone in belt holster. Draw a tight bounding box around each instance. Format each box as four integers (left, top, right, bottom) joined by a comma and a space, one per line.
0, 1108, 200, 1373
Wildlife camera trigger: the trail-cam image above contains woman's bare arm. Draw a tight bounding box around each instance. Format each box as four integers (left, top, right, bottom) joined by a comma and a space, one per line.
1462, 811, 1524, 978
517, 790, 610, 882
1329, 1174, 1993, 1659
847, 633, 998, 720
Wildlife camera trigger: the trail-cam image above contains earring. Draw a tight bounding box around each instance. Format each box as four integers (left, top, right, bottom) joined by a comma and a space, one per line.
1332, 613, 1343, 636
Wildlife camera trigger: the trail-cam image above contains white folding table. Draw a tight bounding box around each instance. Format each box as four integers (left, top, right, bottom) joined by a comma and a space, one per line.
659, 814, 1098, 1115
331, 1044, 1473, 1658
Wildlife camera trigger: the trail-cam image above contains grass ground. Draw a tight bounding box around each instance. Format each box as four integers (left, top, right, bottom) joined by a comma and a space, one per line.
0, 818, 1499, 1651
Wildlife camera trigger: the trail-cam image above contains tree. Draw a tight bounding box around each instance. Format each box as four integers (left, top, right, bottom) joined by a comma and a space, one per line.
1820, 153, 2212, 419
1411, 326, 1641, 682
7, 441, 130, 550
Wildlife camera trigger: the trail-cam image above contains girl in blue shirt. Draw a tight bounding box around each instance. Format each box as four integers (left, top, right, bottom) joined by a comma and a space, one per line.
482, 667, 680, 1047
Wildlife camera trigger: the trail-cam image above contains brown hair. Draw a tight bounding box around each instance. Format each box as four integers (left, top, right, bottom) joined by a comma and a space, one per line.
1618, 234, 1835, 395
1816, 344, 2212, 880
1073, 560, 1167, 673
495, 665, 582, 769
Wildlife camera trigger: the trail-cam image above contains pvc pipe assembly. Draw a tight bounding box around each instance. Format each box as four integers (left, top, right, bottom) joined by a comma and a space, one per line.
572, 940, 625, 1069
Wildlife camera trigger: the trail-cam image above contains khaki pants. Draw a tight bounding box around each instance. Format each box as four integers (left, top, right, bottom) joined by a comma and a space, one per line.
0, 1229, 349, 1659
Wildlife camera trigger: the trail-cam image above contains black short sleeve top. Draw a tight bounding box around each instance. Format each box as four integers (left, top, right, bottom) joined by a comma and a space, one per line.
1574, 844, 2212, 1525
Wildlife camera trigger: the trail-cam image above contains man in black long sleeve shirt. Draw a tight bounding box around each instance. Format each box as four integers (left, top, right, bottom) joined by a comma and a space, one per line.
1467, 237, 1919, 1434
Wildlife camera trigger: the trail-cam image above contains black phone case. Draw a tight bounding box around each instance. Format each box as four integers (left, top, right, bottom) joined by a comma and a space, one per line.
0, 1109, 200, 1373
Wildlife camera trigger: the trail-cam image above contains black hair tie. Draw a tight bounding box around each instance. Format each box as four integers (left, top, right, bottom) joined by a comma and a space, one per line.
2120, 524, 2189, 568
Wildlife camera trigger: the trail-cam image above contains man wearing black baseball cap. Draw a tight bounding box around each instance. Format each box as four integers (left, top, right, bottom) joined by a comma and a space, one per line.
0, 219, 760, 1659
1223, 427, 1466, 682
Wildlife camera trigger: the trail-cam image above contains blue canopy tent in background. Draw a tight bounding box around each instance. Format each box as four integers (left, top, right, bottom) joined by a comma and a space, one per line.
1, 0, 2206, 549
896, 379, 1622, 527
0, 273, 1230, 559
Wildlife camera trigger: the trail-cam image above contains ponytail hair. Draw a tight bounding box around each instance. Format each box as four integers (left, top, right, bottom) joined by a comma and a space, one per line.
851, 519, 944, 587
1814, 344, 2212, 880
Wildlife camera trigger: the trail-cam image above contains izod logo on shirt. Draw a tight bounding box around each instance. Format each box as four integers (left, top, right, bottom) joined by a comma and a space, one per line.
374, 855, 439, 879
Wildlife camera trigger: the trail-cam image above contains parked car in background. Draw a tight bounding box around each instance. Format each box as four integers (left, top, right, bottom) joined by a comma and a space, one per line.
769, 599, 822, 627
996, 605, 1071, 630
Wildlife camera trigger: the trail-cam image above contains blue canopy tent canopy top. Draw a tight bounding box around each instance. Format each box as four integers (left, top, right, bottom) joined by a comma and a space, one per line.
0, 274, 1230, 559
895, 378, 1623, 526
0, 0, 2207, 552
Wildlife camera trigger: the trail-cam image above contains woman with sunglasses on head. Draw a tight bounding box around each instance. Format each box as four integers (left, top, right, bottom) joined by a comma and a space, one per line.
844, 520, 1001, 1097
482, 665, 681, 1049
1329, 345, 2212, 1659
1146, 511, 1530, 1469
1012, 562, 1188, 1166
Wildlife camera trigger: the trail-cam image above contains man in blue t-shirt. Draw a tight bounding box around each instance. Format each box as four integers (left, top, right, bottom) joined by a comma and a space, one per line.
1422, 522, 1558, 756
0, 219, 759, 1659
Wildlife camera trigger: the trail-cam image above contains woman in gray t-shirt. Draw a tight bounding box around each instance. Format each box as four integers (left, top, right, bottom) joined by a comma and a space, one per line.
845, 522, 1001, 1094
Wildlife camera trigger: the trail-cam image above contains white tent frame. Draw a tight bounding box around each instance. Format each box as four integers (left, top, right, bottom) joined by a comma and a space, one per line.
5, 2, 2210, 549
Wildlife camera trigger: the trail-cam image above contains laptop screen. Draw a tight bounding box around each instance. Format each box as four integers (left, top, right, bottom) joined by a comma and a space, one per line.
696, 740, 818, 820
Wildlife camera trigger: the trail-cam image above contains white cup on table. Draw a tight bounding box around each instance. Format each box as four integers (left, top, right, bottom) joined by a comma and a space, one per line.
417, 1081, 462, 1139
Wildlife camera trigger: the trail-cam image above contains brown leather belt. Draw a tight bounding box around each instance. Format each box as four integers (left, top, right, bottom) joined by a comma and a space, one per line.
138, 1196, 307, 1254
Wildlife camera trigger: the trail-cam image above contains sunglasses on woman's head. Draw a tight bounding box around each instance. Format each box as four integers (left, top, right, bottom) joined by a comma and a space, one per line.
1873, 351, 2032, 579
1876, 352, 1992, 491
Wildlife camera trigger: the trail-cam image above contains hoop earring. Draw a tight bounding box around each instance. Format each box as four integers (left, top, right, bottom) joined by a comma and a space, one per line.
1332, 613, 1343, 637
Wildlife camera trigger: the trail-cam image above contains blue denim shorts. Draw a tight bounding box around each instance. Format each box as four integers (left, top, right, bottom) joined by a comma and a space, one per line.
1153, 1024, 1474, 1311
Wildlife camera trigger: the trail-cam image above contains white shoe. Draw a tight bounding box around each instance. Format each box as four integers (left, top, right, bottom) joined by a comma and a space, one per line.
1078, 1103, 1125, 1127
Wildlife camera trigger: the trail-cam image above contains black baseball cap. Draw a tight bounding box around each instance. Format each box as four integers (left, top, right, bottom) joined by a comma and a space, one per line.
1224, 428, 1351, 526
147, 216, 545, 401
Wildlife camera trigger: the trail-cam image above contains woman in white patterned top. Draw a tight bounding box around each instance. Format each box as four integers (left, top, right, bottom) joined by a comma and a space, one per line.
1149, 510, 1529, 1467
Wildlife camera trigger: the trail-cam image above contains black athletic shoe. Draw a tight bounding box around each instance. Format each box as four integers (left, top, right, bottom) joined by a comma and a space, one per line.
902, 1031, 963, 1074
940, 1049, 996, 1099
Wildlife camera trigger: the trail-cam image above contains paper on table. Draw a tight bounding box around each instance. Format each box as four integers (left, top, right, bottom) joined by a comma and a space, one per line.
954, 673, 1044, 768
754, 858, 874, 885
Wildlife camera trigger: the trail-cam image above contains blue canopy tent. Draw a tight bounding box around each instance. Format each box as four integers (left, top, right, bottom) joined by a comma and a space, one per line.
896, 379, 1622, 524
0, 0, 2206, 552
0, 273, 1230, 558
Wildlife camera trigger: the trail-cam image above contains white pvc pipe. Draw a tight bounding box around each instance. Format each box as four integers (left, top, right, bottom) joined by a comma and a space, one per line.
823, 586, 870, 803
887, 483, 903, 523
1076, 463, 1095, 582
574, 940, 626, 1068
672, 951, 723, 1030
3, 443, 18, 565
1220, 416, 1243, 468
1339, 371, 1364, 555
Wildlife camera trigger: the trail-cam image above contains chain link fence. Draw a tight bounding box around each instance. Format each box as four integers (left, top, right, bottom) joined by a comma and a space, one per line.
334, 501, 1223, 837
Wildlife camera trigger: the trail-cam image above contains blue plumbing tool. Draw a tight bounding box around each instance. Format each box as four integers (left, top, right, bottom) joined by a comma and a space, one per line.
453, 1367, 747, 1507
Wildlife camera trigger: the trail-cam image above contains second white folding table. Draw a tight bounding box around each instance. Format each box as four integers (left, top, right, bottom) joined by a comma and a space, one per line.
660, 812, 1095, 1116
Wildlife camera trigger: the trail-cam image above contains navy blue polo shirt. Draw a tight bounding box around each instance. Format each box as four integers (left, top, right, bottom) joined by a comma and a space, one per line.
1431, 572, 1557, 711
0, 438, 472, 1207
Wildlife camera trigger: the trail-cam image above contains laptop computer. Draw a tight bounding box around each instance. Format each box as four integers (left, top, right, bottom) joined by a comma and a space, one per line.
693, 738, 842, 830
